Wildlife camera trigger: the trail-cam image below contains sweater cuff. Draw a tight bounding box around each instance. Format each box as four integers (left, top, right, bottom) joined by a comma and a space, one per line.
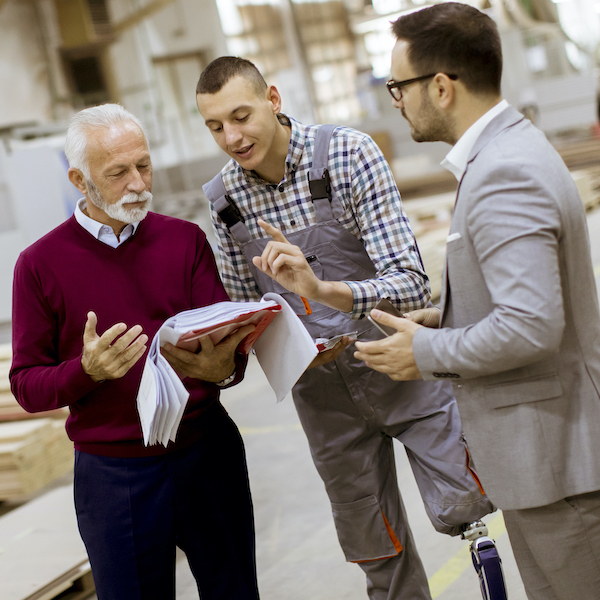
57, 355, 106, 404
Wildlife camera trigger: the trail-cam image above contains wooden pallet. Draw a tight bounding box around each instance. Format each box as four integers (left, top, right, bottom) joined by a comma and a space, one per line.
0, 485, 95, 600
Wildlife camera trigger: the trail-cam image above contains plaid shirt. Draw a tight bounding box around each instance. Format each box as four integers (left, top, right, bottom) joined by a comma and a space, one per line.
208, 115, 430, 319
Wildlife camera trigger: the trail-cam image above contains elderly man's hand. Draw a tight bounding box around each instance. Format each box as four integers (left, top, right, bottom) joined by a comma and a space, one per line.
354, 309, 423, 380
81, 311, 148, 382
160, 324, 255, 382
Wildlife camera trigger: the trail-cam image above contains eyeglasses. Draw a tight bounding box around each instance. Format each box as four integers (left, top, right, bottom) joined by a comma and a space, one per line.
386, 73, 458, 101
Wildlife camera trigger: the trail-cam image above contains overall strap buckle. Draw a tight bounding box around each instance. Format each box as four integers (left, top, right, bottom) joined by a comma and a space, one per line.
218, 195, 245, 229
309, 169, 332, 202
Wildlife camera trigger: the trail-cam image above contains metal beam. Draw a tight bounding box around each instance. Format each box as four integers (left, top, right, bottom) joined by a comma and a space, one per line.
112, 0, 178, 34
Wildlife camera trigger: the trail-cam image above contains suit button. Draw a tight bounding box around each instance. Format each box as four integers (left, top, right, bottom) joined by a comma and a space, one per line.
279, 185, 284, 192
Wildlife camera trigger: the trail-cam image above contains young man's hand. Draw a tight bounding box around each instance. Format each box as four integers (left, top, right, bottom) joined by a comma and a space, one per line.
252, 219, 354, 313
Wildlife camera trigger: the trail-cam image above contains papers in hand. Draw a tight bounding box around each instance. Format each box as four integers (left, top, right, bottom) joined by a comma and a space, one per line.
159, 300, 281, 354
137, 298, 281, 447
136, 294, 318, 447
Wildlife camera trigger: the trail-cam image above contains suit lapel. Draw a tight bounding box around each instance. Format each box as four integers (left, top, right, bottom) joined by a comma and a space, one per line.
439, 106, 525, 323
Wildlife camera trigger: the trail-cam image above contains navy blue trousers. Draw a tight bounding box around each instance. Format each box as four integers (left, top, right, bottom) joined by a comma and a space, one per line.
74, 413, 259, 600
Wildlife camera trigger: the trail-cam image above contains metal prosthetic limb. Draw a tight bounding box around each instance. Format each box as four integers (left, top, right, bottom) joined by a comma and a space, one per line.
461, 521, 508, 600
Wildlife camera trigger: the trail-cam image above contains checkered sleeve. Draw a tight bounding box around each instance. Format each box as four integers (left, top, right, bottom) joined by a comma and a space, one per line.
341, 134, 431, 318
208, 200, 263, 303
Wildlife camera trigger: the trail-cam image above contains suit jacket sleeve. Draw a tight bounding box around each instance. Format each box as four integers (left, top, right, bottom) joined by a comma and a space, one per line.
413, 148, 566, 379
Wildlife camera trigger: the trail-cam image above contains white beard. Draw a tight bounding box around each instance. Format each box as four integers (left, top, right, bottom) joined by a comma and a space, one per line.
86, 178, 153, 224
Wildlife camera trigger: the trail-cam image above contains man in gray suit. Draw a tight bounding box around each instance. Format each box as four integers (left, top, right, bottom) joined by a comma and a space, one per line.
355, 3, 600, 599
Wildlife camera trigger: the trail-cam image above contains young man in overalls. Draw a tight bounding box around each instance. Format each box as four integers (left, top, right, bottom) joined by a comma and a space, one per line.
197, 57, 494, 600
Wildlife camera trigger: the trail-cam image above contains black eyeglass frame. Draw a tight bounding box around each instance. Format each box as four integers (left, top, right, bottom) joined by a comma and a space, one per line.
386, 73, 458, 101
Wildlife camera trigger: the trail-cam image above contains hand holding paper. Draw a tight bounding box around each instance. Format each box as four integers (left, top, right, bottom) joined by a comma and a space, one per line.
136, 295, 319, 447
160, 323, 256, 382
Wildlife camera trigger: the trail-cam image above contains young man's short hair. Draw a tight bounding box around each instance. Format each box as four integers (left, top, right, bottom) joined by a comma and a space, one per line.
196, 56, 267, 96
392, 2, 502, 96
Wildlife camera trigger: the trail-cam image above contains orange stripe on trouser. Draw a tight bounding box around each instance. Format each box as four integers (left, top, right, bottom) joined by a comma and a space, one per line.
465, 448, 486, 495
352, 511, 403, 563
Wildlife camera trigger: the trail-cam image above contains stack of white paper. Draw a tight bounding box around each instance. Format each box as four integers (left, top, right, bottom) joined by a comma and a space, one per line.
137, 315, 191, 447
136, 295, 318, 446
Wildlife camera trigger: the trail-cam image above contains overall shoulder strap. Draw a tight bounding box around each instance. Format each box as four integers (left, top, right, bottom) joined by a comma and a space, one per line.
308, 124, 335, 202
204, 172, 251, 244
309, 124, 337, 222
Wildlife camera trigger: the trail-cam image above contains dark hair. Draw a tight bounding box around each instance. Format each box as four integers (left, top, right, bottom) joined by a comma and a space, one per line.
391, 2, 502, 96
196, 56, 268, 96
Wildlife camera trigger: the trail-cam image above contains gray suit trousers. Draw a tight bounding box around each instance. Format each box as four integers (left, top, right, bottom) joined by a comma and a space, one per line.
503, 490, 600, 600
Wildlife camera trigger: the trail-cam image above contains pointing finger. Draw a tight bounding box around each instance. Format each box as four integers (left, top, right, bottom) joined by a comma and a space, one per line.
257, 219, 289, 244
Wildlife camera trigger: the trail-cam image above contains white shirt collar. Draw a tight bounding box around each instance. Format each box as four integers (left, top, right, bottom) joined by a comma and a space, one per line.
441, 99, 509, 181
74, 198, 140, 249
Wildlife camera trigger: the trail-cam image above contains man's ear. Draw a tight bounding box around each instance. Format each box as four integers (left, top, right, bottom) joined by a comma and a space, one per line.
68, 168, 87, 194
432, 73, 455, 110
266, 85, 282, 114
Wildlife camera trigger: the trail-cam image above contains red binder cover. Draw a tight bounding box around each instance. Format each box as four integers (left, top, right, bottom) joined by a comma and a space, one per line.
175, 305, 282, 354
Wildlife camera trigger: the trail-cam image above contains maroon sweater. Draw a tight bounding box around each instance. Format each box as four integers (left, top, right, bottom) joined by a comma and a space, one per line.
10, 212, 243, 457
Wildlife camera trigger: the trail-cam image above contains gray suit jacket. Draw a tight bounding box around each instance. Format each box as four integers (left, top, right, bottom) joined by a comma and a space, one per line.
413, 106, 600, 510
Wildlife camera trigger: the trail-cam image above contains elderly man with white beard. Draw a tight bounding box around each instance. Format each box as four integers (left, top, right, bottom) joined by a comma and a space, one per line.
9, 104, 261, 600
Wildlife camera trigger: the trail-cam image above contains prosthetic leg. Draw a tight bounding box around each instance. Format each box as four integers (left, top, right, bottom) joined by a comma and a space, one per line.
461, 521, 508, 600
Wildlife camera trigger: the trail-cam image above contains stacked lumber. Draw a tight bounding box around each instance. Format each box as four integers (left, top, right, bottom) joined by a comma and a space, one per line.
571, 167, 600, 212
553, 136, 600, 171
0, 344, 73, 500
0, 418, 73, 499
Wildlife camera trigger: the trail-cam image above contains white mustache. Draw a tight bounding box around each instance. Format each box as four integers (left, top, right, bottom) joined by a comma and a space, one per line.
120, 191, 153, 205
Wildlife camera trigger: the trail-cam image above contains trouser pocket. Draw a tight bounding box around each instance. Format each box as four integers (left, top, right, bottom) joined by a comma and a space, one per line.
331, 495, 403, 562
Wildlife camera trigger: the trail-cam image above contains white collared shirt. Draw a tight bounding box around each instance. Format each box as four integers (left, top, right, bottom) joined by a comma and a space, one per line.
74, 198, 140, 248
441, 99, 509, 181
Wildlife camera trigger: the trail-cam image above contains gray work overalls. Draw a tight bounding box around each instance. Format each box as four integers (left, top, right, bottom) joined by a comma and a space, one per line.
206, 125, 494, 600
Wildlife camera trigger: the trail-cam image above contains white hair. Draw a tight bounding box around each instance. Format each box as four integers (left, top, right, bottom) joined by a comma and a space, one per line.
64, 104, 148, 179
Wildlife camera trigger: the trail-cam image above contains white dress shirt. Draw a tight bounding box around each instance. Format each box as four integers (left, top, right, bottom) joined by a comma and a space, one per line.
441, 99, 509, 181
74, 198, 140, 248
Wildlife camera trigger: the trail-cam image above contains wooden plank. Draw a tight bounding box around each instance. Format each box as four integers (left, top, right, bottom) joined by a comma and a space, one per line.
0, 485, 94, 600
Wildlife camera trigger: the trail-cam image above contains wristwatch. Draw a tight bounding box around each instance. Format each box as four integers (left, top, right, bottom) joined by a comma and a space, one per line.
216, 371, 236, 387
